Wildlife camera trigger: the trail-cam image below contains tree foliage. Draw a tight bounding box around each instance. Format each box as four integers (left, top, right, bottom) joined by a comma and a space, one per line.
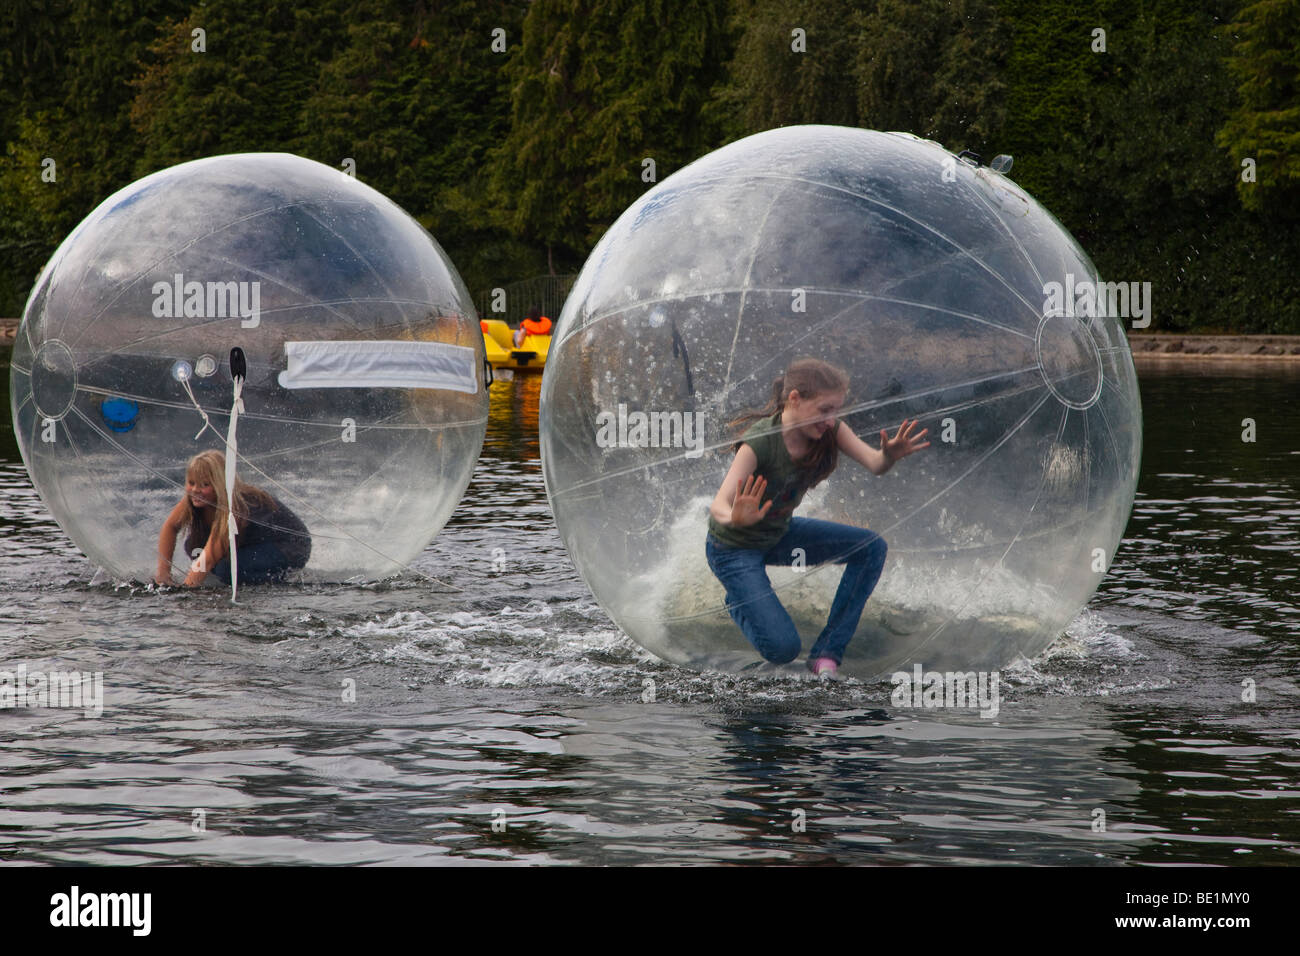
719, 0, 863, 133
1216, 0, 1300, 215
0, 0, 1297, 332
487, 0, 730, 262
856, 0, 1008, 154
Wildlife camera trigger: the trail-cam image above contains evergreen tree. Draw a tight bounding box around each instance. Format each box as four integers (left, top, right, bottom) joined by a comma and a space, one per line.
0, 0, 1296, 330
130, 0, 348, 169
0, 0, 188, 314
1083, 1, 1252, 330
487, 0, 731, 263
301, 0, 532, 294
717, 0, 863, 134
856, 0, 1008, 154
0, 0, 68, 144
996, 0, 1137, 231
1216, 0, 1300, 215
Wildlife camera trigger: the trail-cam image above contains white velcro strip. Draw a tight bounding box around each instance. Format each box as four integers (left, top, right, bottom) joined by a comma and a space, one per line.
277, 340, 478, 393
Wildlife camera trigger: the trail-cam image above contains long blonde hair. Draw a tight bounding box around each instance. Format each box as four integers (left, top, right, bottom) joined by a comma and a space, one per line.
730, 358, 850, 488
182, 450, 275, 550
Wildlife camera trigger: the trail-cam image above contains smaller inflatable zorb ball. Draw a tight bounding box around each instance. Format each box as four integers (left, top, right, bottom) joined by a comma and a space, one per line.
540, 126, 1142, 678
11, 153, 487, 581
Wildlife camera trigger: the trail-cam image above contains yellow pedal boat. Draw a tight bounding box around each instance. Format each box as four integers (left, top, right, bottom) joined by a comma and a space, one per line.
481, 318, 550, 372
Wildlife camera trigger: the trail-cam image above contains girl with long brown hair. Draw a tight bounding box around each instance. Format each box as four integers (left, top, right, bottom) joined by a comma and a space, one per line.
155, 450, 311, 587
707, 358, 929, 675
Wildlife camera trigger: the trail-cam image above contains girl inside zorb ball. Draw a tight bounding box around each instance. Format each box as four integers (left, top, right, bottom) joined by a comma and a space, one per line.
155, 450, 311, 588
540, 125, 1142, 680
706, 358, 928, 677
11, 152, 488, 585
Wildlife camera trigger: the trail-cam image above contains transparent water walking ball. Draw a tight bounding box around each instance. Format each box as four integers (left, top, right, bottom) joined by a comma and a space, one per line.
540, 126, 1142, 678
11, 153, 487, 581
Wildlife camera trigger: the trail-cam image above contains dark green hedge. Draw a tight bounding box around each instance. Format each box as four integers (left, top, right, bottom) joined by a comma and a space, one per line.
2, 0, 1295, 330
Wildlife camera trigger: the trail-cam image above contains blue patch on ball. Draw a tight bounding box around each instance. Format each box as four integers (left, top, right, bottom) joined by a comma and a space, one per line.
100, 397, 140, 432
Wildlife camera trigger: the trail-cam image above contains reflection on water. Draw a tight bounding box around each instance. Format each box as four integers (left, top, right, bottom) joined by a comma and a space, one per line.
1110, 363, 1300, 638
1, 353, 1297, 865
485, 371, 542, 459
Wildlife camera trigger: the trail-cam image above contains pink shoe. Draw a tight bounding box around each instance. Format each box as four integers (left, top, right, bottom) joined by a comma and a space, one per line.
807, 657, 838, 677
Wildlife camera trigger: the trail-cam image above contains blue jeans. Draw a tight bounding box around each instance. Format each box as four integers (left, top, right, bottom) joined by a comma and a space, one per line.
211, 542, 296, 585
706, 518, 888, 665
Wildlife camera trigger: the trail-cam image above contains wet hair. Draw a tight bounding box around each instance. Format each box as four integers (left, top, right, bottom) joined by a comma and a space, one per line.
182, 450, 276, 552
730, 358, 850, 488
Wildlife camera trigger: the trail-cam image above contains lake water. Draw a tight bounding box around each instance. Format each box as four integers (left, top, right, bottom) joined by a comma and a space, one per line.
2, 354, 1298, 866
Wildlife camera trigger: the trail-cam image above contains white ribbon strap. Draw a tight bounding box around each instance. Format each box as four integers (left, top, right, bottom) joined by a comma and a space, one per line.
225, 376, 245, 603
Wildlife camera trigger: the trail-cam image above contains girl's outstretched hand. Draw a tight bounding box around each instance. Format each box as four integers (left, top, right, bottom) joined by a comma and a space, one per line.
880, 419, 930, 464
729, 474, 773, 527
183, 563, 208, 587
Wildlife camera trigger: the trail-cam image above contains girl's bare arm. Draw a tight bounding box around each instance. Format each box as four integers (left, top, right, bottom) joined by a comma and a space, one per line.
837, 419, 930, 475
836, 425, 891, 475
711, 445, 759, 523
155, 499, 187, 583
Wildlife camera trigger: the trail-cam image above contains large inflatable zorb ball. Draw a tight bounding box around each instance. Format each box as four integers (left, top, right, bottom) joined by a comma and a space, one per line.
11, 153, 487, 581
540, 126, 1142, 678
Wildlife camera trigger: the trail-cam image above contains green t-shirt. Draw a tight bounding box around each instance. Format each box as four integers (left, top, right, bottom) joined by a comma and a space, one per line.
708, 412, 833, 551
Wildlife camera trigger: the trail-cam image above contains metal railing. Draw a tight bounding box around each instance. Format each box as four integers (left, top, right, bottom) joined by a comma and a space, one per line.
476, 275, 577, 326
